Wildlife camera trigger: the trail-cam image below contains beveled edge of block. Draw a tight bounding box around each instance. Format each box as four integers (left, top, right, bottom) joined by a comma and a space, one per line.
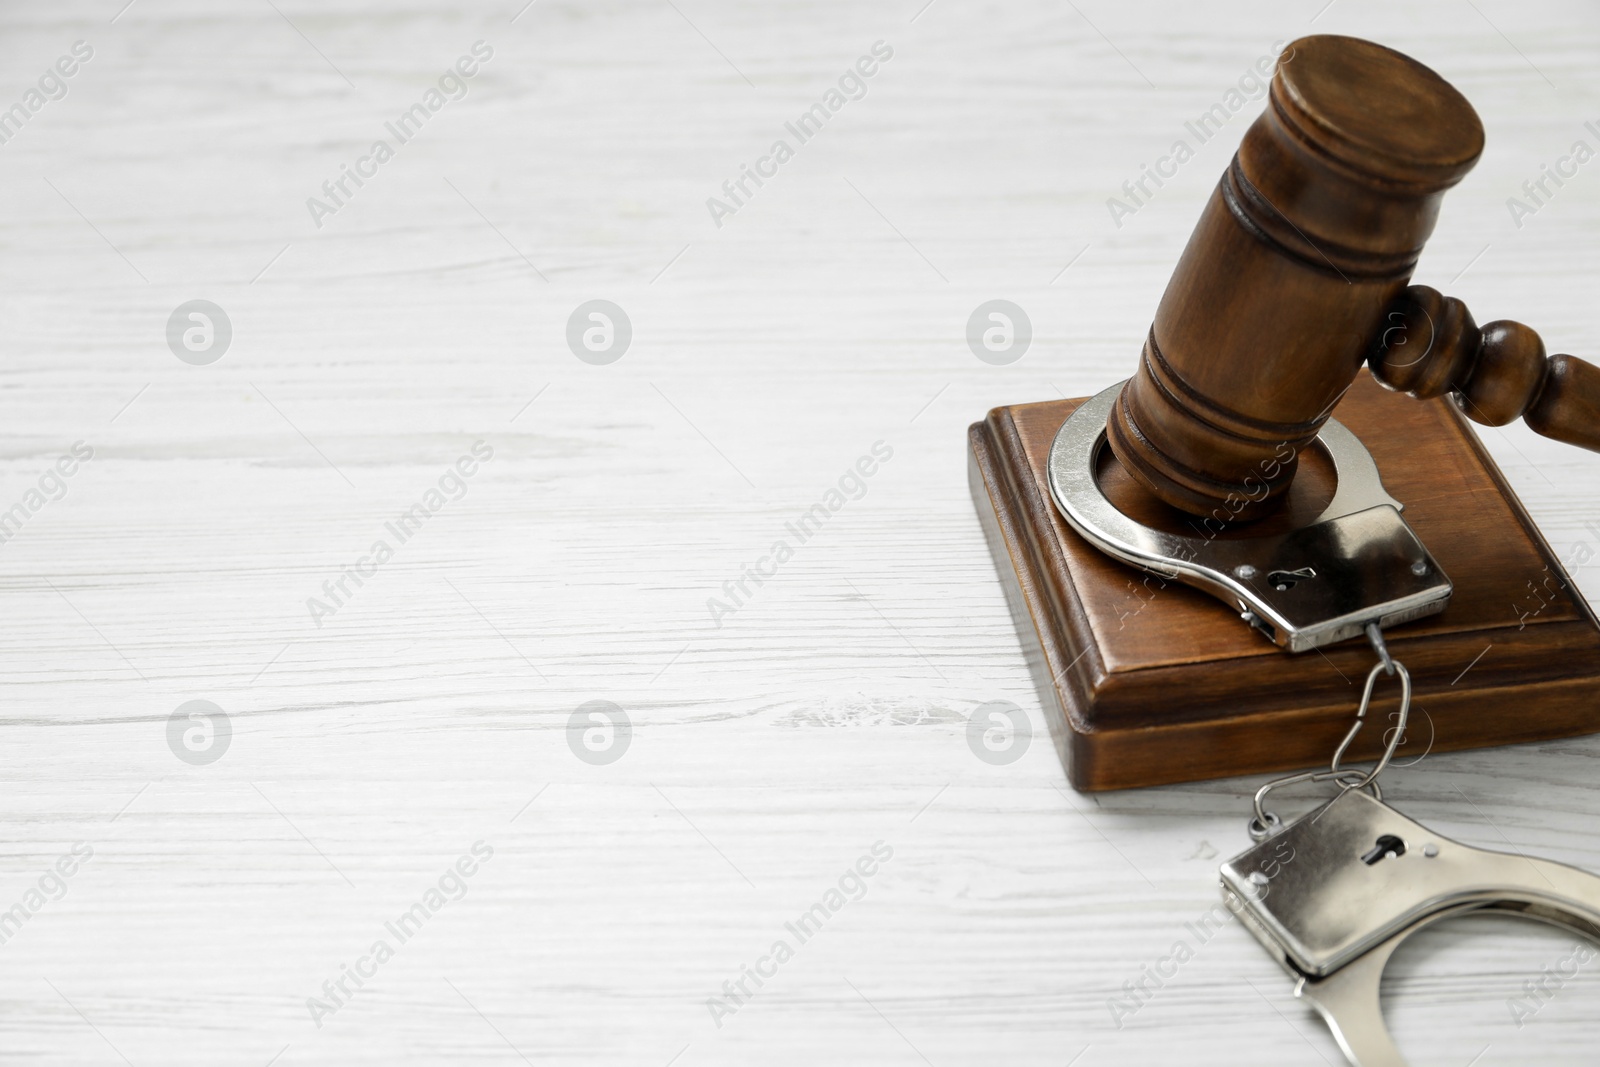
969, 390, 1600, 792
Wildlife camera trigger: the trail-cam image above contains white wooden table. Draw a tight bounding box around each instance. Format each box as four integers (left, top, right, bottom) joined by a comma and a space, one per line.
5, 0, 1600, 1063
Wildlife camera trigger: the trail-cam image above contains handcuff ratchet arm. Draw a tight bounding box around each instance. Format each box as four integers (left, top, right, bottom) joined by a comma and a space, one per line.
1222, 789, 1600, 1066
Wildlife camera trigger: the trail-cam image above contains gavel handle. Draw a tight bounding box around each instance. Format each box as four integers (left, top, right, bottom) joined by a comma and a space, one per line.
1369, 285, 1600, 452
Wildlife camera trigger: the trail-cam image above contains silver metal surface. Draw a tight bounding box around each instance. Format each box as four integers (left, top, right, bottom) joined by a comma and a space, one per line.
1248, 655, 1408, 839
1046, 383, 1454, 652
1221, 790, 1600, 1066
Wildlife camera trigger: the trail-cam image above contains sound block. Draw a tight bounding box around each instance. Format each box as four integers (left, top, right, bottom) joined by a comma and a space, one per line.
969, 372, 1600, 791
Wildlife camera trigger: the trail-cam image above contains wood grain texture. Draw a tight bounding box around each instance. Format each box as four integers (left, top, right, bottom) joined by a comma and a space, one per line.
1109, 33, 1486, 519
973, 372, 1600, 789
4, 1, 1600, 1065
1372, 284, 1600, 449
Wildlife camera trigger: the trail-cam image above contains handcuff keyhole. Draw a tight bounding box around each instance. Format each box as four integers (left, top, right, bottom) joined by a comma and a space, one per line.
1361, 833, 1406, 865
1267, 566, 1317, 591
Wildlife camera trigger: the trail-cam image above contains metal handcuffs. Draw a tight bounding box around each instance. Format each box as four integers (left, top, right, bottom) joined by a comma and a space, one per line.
1221, 789, 1600, 1066
1047, 383, 1600, 1065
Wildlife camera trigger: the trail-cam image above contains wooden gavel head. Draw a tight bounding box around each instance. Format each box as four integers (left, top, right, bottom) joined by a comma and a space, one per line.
1106, 33, 1600, 522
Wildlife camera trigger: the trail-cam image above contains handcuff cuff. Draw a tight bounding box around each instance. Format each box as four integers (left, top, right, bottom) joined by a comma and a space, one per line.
1049, 384, 1600, 1066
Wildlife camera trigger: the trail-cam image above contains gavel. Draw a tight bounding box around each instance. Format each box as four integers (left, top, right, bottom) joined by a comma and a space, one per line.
1108, 33, 1600, 522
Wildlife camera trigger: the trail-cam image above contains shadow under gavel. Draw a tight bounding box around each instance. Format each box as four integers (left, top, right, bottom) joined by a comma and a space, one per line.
1105, 33, 1600, 524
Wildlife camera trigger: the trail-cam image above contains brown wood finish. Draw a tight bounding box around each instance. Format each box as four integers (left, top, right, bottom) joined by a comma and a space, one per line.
1107, 35, 1486, 520
970, 373, 1600, 791
1372, 284, 1600, 450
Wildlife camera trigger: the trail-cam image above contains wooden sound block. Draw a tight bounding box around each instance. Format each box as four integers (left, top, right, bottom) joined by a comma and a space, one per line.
969, 372, 1600, 792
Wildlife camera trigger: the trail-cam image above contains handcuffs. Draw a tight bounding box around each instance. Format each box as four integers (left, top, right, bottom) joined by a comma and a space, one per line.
1048, 383, 1600, 1066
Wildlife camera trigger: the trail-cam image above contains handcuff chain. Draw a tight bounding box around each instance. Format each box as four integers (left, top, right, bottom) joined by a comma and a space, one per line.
1248, 624, 1413, 840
